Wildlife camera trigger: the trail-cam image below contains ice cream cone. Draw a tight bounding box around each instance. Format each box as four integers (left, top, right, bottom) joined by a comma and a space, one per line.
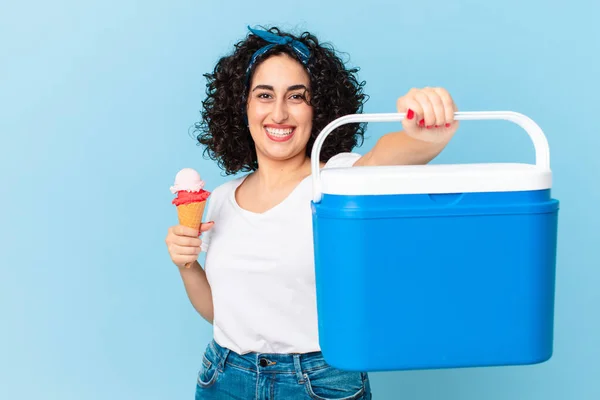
170, 168, 212, 269
177, 200, 207, 269
176, 200, 207, 231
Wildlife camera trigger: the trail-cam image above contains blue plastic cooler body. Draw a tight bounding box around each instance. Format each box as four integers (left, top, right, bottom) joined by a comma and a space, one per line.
311, 189, 559, 371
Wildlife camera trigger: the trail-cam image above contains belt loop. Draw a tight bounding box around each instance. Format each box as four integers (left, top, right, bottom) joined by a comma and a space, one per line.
218, 348, 230, 371
212, 340, 230, 372
293, 354, 305, 384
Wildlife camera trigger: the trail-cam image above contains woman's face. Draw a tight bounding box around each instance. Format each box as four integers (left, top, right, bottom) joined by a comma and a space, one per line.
246, 53, 313, 163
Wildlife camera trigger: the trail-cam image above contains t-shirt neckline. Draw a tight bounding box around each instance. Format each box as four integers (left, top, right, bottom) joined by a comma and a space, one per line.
229, 173, 311, 217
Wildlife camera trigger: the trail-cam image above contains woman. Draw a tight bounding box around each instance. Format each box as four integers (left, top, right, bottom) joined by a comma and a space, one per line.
165, 25, 459, 399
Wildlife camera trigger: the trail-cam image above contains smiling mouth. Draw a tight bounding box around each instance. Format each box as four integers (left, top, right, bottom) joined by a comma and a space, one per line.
265, 126, 295, 142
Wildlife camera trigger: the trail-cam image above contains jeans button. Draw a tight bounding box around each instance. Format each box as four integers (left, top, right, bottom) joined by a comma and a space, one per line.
259, 358, 268, 367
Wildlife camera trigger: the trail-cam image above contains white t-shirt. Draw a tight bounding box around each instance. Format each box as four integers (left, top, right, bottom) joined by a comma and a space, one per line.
201, 152, 362, 355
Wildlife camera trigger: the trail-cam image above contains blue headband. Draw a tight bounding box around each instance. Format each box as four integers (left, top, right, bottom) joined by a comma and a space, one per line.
245, 26, 311, 83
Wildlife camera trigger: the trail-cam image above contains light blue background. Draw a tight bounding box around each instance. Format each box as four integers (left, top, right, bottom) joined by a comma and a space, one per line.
1, 0, 598, 399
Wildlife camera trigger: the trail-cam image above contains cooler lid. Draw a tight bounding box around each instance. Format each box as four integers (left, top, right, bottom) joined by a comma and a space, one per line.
319, 163, 552, 196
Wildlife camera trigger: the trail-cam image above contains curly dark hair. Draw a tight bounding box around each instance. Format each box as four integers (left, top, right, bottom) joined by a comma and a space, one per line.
193, 26, 369, 175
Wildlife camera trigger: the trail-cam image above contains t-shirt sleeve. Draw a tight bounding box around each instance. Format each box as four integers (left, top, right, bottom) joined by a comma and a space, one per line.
200, 192, 216, 253
323, 152, 362, 169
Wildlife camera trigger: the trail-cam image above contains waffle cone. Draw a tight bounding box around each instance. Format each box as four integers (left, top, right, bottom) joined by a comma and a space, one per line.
176, 201, 206, 231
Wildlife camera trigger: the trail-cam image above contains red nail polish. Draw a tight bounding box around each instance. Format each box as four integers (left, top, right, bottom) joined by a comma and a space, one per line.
419, 119, 425, 127
406, 109, 414, 120
445, 123, 451, 127
435, 125, 439, 128
426, 126, 432, 129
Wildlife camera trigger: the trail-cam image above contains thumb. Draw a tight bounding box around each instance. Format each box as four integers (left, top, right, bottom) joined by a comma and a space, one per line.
199, 221, 215, 233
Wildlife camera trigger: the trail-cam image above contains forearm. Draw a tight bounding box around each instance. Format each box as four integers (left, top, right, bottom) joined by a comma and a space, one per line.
359, 130, 448, 167
179, 261, 214, 324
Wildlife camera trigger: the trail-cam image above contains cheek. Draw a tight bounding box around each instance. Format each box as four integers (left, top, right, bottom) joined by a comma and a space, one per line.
304, 114, 314, 136
247, 101, 268, 123
295, 107, 313, 129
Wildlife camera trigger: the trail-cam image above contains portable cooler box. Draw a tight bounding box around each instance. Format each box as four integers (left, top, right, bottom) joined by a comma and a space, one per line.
310, 111, 560, 371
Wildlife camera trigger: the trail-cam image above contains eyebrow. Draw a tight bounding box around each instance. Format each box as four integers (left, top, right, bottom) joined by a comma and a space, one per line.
252, 84, 309, 92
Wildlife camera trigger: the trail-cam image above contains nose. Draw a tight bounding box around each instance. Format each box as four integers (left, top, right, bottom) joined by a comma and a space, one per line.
271, 98, 288, 123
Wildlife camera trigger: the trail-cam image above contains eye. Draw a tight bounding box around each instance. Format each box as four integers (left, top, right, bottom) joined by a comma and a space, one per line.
289, 93, 305, 101
257, 92, 272, 99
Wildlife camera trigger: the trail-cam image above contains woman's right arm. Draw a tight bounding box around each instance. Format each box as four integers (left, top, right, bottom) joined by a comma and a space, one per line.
165, 223, 215, 324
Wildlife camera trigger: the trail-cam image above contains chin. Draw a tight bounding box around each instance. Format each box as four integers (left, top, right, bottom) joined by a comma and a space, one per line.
260, 142, 308, 161
263, 149, 302, 161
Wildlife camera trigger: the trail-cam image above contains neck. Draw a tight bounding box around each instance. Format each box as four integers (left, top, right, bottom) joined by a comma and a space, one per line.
252, 151, 310, 189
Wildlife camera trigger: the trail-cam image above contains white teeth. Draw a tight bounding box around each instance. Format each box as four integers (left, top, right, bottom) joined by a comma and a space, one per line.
265, 127, 293, 136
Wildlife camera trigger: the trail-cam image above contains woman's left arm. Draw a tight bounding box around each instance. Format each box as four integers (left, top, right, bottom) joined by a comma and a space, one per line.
355, 87, 459, 167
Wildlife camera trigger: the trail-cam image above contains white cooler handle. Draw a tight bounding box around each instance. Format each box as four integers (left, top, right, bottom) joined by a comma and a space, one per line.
311, 111, 551, 203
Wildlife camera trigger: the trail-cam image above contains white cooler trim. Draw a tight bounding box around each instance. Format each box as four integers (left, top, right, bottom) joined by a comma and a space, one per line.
320, 163, 552, 196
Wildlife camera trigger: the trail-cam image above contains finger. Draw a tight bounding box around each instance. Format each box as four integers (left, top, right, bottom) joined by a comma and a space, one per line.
424, 88, 446, 127
398, 95, 424, 128
414, 91, 435, 128
199, 221, 215, 233
171, 243, 201, 256
174, 235, 202, 247
433, 87, 456, 126
173, 224, 201, 237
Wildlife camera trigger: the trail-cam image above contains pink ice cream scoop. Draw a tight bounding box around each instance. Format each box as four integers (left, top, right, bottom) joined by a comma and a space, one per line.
170, 168, 206, 194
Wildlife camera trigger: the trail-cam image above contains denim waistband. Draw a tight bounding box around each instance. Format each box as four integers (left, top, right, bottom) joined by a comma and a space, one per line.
208, 339, 330, 383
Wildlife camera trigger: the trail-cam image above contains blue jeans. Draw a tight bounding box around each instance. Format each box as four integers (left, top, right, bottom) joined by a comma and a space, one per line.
195, 339, 372, 399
